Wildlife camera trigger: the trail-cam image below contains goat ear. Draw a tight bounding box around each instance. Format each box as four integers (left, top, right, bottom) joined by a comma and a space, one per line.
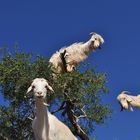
46, 84, 54, 93
126, 95, 132, 102
26, 86, 33, 95
127, 101, 133, 111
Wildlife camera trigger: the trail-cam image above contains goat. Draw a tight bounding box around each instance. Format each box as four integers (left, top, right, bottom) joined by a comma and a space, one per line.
26, 78, 77, 140
117, 91, 140, 111
49, 32, 104, 74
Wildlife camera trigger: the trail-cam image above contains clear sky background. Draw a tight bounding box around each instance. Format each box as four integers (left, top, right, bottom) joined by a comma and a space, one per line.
0, 0, 140, 140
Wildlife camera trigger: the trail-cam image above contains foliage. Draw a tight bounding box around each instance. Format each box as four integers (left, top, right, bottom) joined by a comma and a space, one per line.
0, 48, 112, 140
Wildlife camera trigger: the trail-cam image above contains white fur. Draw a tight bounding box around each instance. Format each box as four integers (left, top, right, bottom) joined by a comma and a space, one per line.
27, 78, 77, 140
117, 91, 140, 111
49, 32, 104, 73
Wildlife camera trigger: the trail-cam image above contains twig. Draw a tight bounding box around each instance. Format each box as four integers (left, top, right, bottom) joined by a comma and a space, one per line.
51, 101, 66, 114
77, 105, 87, 122
27, 117, 33, 121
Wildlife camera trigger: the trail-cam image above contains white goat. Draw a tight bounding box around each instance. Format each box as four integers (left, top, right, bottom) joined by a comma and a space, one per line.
117, 91, 140, 111
26, 78, 77, 140
49, 32, 104, 74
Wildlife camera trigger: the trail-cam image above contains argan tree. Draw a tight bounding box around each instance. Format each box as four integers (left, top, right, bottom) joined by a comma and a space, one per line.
0, 47, 112, 140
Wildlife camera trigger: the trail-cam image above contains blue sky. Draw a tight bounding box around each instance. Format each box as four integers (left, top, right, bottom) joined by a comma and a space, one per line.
0, 0, 140, 140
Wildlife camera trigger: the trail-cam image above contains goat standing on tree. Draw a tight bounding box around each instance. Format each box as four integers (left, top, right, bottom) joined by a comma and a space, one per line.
117, 91, 140, 111
49, 32, 104, 74
26, 78, 77, 140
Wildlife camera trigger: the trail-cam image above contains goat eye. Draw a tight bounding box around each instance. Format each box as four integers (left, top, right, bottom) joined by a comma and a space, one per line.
45, 85, 48, 89
64, 54, 68, 58
72, 66, 75, 70
32, 85, 35, 89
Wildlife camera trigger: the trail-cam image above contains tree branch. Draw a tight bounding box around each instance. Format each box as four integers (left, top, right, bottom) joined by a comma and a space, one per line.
51, 101, 66, 114
65, 101, 90, 140
77, 105, 87, 122
60, 50, 67, 72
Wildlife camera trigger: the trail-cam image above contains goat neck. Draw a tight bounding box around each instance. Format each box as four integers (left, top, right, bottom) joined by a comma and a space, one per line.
34, 98, 50, 140
82, 40, 96, 54
35, 98, 49, 128
129, 95, 140, 109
